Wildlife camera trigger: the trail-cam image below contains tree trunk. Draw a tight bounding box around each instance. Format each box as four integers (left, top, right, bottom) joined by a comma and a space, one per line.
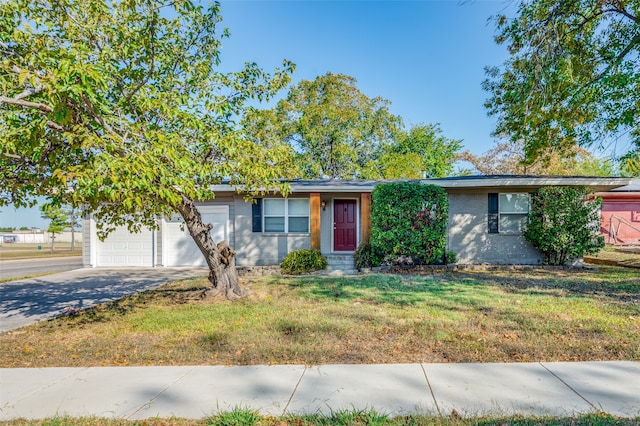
175, 195, 248, 300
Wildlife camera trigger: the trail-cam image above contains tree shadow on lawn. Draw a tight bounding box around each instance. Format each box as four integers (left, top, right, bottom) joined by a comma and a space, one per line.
450, 268, 640, 304
284, 273, 498, 310
41, 282, 209, 327
43, 268, 638, 329
283, 268, 640, 307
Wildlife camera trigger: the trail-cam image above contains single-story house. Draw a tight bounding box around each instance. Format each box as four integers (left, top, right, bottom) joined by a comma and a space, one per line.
82, 176, 631, 268
598, 179, 640, 245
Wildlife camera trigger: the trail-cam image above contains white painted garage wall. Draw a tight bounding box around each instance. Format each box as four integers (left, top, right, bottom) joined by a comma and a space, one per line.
95, 226, 154, 267
162, 205, 229, 267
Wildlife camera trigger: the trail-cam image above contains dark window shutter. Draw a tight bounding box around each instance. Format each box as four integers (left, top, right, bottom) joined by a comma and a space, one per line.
252, 198, 262, 232
488, 193, 498, 234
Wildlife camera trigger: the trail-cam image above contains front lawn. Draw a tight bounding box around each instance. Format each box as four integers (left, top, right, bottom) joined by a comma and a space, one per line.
0, 267, 638, 367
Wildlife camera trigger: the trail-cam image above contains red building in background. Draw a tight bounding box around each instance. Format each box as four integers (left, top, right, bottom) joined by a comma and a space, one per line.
598, 179, 640, 246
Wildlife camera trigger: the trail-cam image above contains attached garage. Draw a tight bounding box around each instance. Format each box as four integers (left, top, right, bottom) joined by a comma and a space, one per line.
95, 226, 154, 267
162, 205, 229, 267
84, 205, 230, 268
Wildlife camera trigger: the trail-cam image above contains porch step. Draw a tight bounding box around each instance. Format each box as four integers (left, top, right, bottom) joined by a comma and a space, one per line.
324, 254, 358, 275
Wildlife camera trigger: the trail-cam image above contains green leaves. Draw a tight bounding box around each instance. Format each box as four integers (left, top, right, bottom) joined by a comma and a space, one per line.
370, 182, 448, 266
280, 249, 328, 274
374, 123, 462, 179
245, 73, 461, 180
524, 186, 604, 265
263, 72, 402, 179
0, 0, 296, 234
40, 203, 68, 235
484, 0, 640, 165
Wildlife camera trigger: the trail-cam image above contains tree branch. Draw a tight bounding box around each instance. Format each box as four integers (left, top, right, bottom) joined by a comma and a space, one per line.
0, 96, 53, 112
544, 19, 640, 116
604, 4, 640, 24
46, 120, 65, 131
589, 31, 640, 85
2, 152, 23, 160
80, 93, 119, 137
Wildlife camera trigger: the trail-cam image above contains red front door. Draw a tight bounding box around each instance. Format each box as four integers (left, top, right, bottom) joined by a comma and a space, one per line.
334, 199, 357, 251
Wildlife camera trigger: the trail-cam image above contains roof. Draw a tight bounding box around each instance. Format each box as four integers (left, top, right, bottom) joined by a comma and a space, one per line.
209, 176, 633, 194
595, 178, 640, 199
607, 179, 640, 192
426, 175, 632, 192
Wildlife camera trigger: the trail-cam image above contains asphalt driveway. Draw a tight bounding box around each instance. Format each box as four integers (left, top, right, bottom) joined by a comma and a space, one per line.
0, 267, 207, 333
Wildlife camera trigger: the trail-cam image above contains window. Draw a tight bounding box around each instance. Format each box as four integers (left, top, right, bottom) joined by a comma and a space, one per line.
263, 199, 310, 233
488, 193, 530, 234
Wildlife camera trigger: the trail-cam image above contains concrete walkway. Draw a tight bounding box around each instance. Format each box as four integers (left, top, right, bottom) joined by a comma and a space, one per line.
1, 361, 639, 421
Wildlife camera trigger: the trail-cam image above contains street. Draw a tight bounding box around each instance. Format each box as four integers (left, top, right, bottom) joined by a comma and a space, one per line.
0, 257, 83, 280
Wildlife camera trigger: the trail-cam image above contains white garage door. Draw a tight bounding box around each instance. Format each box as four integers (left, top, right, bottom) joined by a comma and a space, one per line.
163, 205, 229, 267
96, 226, 154, 267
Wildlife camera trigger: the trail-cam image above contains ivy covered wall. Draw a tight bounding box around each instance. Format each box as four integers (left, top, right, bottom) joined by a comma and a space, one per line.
370, 182, 449, 265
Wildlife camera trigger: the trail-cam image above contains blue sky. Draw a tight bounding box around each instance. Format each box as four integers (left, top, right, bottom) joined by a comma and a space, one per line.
2, 0, 514, 229
217, 0, 512, 152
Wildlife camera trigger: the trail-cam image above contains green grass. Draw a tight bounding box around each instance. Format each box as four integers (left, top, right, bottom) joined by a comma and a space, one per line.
1, 267, 638, 367
0, 246, 81, 260
0, 411, 638, 425
0, 272, 56, 284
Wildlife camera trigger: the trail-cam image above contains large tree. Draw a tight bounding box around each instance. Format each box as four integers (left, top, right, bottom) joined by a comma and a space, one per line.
0, 0, 297, 299
258, 73, 402, 179
246, 73, 461, 180
483, 0, 640, 170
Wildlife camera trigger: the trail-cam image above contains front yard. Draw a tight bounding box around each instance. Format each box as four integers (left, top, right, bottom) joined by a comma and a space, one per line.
1, 265, 638, 368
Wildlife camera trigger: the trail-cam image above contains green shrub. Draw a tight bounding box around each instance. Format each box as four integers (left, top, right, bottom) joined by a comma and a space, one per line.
354, 242, 374, 270
445, 251, 457, 264
370, 182, 448, 265
524, 186, 604, 266
280, 249, 328, 274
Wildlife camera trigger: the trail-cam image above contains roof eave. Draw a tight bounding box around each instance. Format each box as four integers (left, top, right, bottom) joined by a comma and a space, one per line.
424, 177, 633, 193
207, 177, 634, 195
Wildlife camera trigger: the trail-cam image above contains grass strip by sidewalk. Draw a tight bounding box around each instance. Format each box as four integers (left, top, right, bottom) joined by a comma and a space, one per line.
0, 272, 56, 284
1, 266, 638, 367
0, 410, 638, 425
0, 250, 81, 261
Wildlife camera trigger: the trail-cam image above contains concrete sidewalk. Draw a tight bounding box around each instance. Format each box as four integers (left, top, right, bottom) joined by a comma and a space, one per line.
1, 361, 639, 421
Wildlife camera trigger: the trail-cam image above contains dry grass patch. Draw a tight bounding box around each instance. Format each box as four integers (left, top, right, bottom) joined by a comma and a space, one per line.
585, 248, 640, 268
0, 267, 638, 367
